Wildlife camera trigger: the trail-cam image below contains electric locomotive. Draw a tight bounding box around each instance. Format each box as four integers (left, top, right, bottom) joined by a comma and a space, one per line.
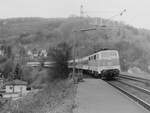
68, 49, 120, 80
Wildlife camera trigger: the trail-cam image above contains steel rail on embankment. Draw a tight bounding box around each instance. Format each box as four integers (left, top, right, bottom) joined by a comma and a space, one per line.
119, 73, 150, 83
107, 81, 150, 111
117, 80, 150, 96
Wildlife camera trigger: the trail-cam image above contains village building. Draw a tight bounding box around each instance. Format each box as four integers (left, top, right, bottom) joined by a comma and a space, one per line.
27, 48, 48, 60
27, 50, 32, 56
27, 50, 34, 59
5, 79, 27, 95
40, 49, 47, 57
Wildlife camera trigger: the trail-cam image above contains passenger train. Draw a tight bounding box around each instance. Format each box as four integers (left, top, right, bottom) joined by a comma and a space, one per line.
68, 49, 120, 80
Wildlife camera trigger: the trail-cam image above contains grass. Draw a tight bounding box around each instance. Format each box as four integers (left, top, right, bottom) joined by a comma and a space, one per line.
1, 79, 77, 113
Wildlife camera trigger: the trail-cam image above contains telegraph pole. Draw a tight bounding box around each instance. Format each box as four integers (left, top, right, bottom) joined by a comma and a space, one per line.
72, 30, 76, 83
72, 4, 85, 83
72, 28, 99, 83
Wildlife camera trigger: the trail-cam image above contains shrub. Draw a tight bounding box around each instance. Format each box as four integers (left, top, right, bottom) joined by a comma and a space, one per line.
48, 42, 71, 81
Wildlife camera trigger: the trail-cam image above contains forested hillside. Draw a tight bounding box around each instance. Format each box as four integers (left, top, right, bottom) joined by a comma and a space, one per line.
0, 17, 150, 72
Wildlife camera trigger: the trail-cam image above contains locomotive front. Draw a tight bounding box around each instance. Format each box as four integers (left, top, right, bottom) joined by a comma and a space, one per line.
99, 50, 120, 80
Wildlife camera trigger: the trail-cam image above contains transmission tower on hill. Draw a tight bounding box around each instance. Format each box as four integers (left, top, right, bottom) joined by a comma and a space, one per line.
80, 4, 84, 17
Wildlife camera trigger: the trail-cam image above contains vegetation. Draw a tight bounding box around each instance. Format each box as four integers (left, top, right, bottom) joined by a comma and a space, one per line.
1, 17, 150, 113
1, 80, 76, 113
48, 42, 71, 81
13, 63, 23, 79
0, 17, 149, 80
0, 59, 14, 79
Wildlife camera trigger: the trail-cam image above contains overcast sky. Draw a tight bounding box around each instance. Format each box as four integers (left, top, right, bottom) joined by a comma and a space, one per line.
0, 0, 150, 29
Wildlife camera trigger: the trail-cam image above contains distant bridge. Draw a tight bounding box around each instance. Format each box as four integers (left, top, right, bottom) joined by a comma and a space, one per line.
26, 61, 55, 67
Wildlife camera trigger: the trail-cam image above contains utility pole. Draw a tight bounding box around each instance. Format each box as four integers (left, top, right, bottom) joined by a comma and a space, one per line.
72, 4, 85, 83
72, 30, 77, 83
72, 31, 76, 82
72, 28, 100, 83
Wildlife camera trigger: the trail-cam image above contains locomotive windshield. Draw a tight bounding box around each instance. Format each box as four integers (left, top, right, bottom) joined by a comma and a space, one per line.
100, 59, 120, 66
99, 50, 120, 66
101, 51, 118, 59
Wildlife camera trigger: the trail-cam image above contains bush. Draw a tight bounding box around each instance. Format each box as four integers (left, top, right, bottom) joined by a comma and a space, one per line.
7, 79, 75, 113
1, 59, 14, 79
22, 66, 33, 84
48, 42, 71, 81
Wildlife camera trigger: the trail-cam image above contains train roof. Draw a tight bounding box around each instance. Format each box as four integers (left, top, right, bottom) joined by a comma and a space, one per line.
88, 49, 118, 57
68, 49, 119, 63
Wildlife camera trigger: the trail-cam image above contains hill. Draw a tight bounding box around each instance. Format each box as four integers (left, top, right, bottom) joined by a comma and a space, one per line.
0, 17, 150, 72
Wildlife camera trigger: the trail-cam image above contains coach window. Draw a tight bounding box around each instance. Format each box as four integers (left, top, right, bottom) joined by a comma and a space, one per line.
96, 55, 99, 59
94, 55, 96, 60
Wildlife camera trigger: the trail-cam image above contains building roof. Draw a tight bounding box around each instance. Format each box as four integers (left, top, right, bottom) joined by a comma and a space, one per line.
5, 79, 27, 85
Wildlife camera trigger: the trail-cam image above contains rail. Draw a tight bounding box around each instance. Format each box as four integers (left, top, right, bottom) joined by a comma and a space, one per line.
117, 80, 150, 95
119, 73, 150, 83
108, 81, 150, 111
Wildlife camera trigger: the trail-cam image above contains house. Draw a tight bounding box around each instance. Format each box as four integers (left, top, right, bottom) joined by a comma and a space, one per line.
27, 50, 32, 56
40, 49, 47, 57
32, 48, 39, 58
27, 50, 34, 59
5, 79, 27, 94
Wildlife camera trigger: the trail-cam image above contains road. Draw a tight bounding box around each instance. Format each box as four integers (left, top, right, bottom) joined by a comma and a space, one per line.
73, 79, 149, 113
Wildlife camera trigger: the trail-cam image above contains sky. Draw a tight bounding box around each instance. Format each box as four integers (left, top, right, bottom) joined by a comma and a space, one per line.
0, 0, 150, 29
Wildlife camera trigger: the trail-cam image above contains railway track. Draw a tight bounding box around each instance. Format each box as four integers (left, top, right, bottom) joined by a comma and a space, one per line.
119, 74, 150, 84
118, 74, 150, 91
107, 79, 150, 111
